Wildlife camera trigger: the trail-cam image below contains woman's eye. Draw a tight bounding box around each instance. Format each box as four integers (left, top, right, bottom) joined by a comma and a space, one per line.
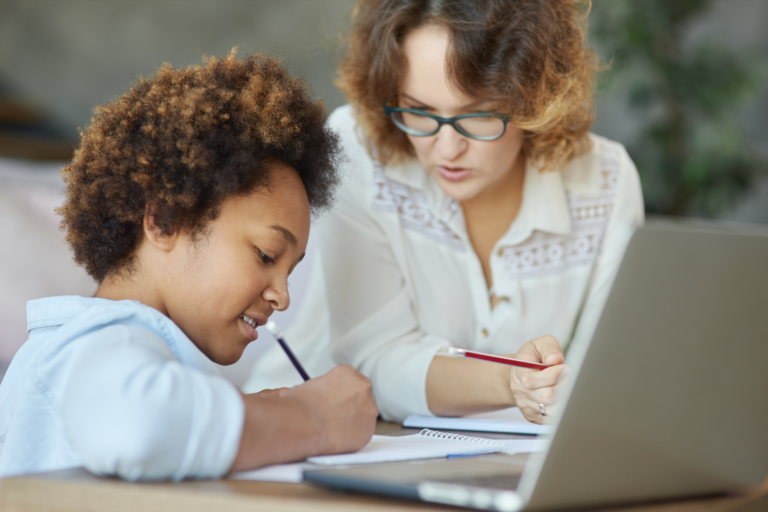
258, 250, 274, 264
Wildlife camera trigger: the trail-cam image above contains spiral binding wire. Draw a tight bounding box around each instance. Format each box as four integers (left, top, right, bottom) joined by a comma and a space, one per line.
418, 429, 517, 454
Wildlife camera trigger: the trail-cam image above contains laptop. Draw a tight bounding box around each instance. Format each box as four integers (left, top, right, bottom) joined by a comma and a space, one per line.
303, 220, 768, 510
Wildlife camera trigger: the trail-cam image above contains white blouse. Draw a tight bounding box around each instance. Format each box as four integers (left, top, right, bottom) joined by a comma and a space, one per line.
244, 105, 645, 422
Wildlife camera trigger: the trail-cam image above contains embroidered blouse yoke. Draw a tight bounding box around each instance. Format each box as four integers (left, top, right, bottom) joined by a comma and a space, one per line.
245, 105, 644, 422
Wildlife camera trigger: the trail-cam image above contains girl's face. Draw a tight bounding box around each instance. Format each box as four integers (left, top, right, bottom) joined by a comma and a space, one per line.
399, 24, 525, 203
160, 164, 310, 365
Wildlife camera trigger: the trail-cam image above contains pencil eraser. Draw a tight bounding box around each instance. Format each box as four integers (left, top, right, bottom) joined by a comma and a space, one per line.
446, 347, 465, 357
265, 320, 280, 337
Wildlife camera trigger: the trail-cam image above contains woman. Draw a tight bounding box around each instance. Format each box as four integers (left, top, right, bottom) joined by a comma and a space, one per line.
245, 0, 644, 424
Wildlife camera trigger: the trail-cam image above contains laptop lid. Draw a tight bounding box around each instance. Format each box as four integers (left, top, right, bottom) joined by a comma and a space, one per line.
520, 220, 768, 509
305, 221, 768, 510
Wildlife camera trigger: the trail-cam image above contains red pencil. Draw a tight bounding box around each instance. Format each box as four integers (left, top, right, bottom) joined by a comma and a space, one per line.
447, 347, 550, 371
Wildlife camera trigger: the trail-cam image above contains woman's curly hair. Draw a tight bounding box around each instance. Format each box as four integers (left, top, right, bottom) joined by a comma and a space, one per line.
58, 49, 341, 283
336, 0, 598, 171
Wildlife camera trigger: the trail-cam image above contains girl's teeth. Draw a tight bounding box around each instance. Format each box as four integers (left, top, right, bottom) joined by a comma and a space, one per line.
240, 315, 257, 328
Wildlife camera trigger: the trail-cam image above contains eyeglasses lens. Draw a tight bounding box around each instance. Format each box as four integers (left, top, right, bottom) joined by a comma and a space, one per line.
392, 110, 504, 139
393, 110, 438, 134
455, 116, 505, 138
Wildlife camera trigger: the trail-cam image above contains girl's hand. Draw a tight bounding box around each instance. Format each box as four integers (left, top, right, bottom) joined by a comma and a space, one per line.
231, 365, 377, 472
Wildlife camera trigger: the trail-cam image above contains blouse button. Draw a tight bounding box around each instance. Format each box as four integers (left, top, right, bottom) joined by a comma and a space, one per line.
496, 248, 504, 257
481, 328, 489, 338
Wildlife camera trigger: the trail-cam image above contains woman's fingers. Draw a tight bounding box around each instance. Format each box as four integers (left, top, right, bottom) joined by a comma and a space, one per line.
509, 335, 569, 423
513, 367, 571, 423
515, 386, 556, 424
516, 334, 565, 366
517, 398, 547, 424
516, 364, 568, 390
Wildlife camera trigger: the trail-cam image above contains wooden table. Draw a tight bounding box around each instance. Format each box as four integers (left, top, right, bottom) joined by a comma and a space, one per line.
1, 422, 767, 512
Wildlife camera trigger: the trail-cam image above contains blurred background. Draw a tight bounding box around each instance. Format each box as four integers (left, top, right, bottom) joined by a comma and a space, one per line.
1, 0, 766, 384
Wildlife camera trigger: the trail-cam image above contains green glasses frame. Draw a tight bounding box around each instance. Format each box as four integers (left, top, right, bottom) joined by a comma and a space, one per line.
383, 105, 510, 141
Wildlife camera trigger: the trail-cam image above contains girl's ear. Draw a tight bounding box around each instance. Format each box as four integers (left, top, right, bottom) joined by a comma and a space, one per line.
142, 206, 179, 252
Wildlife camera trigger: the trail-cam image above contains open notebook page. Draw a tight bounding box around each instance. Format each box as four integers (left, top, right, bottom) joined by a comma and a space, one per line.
232, 430, 547, 482
308, 430, 545, 465
403, 407, 552, 435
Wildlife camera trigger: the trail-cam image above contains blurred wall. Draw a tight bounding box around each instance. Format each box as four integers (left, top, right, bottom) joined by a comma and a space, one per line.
1, 0, 765, 221
0, 0, 357, 133
0, 159, 97, 369
589, 0, 768, 223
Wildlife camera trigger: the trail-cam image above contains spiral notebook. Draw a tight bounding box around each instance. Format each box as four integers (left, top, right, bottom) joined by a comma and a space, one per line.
232, 430, 545, 483
307, 429, 545, 465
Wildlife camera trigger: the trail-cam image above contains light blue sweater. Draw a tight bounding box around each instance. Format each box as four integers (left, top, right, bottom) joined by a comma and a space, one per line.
0, 296, 243, 480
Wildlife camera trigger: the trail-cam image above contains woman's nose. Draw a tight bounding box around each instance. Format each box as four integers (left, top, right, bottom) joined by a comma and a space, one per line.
434, 123, 468, 161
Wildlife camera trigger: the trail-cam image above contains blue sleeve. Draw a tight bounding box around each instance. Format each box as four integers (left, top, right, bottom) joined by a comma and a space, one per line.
61, 325, 244, 481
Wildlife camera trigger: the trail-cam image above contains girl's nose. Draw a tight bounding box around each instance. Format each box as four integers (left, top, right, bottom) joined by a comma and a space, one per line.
264, 279, 291, 312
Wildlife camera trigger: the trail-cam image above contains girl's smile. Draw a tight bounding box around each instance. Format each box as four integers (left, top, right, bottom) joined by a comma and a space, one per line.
239, 312, 268, 342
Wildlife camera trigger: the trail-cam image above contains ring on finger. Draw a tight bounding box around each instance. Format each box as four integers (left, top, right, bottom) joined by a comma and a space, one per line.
539, 403, 546, 416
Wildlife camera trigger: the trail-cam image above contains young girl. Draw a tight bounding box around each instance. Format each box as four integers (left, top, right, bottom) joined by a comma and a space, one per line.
0, 50, 378, 480
246, 0, 644, 424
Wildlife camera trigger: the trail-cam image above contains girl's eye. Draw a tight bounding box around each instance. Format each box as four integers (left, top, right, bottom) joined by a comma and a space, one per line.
258, 250, 274, 264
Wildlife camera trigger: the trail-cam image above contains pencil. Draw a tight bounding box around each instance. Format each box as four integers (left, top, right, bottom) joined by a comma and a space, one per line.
446, 347, 550, 371
265, 321, 311, 381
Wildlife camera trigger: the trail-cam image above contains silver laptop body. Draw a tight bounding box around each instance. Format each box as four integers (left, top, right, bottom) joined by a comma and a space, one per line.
304, 220, 768, 510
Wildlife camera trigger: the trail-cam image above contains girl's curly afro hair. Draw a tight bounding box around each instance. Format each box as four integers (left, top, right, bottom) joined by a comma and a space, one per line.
58, 49, 341, 283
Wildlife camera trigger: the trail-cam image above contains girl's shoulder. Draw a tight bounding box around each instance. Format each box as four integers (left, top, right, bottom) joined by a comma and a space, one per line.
15, 298, 191, 379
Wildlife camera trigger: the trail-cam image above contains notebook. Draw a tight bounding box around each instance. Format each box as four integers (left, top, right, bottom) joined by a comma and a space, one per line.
308, 430, 545, 465
231, 429, 546, 482
404, 407, 550, 435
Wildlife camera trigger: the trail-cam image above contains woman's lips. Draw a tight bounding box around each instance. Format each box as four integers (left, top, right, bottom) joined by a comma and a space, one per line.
239, 317, 259, 342
438, 165, 472, 182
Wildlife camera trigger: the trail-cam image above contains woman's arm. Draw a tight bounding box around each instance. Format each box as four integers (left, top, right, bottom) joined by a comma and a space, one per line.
319, 109, 451, 422
427, 140, 645, 422
426, 335, 567, 422
322, 107, 570, 423
565, 141, 645, 360
319, 168, 567, 423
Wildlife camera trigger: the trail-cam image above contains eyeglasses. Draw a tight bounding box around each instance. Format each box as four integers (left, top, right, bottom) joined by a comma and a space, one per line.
383, 105, 510, 141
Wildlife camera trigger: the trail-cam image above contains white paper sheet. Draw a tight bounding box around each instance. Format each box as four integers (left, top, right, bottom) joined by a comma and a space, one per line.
229, 433, 547, 482
499, 438, 548, 455
404, 407, 551, 435
230, 462, 313, 483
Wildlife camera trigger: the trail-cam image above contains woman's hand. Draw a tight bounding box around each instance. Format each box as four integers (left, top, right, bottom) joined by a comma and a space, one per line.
508, 335, 569, 424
